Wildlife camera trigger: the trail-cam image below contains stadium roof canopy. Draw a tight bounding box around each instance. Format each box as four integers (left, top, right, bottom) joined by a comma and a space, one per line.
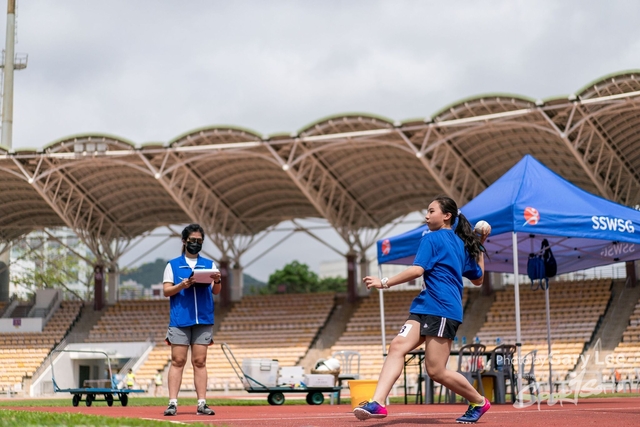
1, 70, 640, 259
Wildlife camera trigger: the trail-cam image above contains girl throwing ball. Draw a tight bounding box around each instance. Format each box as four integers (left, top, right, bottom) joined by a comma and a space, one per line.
354, 195, 490, 424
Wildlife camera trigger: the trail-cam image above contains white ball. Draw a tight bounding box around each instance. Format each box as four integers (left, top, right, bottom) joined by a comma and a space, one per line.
474, 220, 491, 236
315, 363, 329, 371
323, 357, 341, 371
315, 358, 341, 371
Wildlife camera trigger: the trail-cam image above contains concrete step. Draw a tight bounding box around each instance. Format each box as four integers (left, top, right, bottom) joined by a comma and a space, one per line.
299, 294, 358, 373
64, 302, 105, 343
574, 279, 640, 382
590, 279, 640, 351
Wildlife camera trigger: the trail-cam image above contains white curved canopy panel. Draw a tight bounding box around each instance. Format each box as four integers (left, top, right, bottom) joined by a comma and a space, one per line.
1, 71, 639, 244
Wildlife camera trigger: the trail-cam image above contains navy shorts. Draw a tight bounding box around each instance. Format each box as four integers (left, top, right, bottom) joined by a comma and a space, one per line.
406, 313, 461, 340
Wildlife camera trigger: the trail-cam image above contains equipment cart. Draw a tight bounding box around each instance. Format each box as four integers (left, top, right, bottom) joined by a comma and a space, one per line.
49, 349, 144, 407
221, 343, 342, 405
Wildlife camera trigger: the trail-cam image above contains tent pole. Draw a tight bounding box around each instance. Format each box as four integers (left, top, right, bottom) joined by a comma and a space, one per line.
378, 264, 386, 357
512, 232, 523, 406
377, 264, 388, 405
545, 283, 553, 402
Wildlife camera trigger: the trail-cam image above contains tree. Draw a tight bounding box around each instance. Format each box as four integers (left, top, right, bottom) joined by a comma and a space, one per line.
11, 232, 94, 301
317, 276, 347, 293
264, 261, 320, 294
263, 261, 346, 294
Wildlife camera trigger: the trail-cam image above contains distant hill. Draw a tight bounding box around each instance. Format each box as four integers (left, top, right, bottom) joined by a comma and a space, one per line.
243, 274, 268, 295
121, 258, 266, 291
121, 258, 166, 286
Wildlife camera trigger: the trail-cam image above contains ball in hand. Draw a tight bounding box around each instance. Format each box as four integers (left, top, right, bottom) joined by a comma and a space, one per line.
474, 220, 491, 237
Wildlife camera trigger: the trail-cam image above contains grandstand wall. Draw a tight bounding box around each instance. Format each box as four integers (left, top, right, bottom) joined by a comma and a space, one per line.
4, 273, 639, 398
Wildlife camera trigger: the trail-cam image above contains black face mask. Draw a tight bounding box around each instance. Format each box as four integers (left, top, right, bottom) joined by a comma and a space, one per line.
185, 242, 202, 255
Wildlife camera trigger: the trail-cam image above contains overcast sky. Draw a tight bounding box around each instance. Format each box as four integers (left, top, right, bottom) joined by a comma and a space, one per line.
4, 1, 639, 281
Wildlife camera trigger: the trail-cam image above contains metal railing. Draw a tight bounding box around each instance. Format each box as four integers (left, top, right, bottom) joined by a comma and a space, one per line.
115, 337, 155, 388
29, 337, 68, 385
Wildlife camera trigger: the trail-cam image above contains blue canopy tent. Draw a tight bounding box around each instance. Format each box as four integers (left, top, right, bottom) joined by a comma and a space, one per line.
376, 155, 640, 397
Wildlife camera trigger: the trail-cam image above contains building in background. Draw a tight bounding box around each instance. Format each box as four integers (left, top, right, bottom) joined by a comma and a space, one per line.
9, 229, 92, 300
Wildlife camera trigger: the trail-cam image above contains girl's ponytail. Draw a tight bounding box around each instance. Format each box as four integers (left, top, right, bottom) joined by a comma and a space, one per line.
455, 212, 485, 261
432, 195, 486, 261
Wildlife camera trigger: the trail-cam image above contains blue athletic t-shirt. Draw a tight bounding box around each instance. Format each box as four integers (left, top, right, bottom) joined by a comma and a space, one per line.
410, 228, 482, 323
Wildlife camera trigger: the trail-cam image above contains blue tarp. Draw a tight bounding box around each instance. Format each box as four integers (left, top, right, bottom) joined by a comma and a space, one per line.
377, 155, 640, 274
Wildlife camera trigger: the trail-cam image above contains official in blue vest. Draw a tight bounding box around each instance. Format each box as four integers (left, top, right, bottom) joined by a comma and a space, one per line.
162, 224, 221, 417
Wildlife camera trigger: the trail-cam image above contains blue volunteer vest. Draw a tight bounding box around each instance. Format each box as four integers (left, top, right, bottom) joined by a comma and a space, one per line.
167, 254, 215, 327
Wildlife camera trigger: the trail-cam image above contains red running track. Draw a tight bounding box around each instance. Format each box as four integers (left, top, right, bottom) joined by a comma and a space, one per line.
4, 398, 640, 426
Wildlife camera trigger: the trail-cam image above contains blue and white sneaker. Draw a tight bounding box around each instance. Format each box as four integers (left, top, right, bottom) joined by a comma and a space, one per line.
456, 398, 491, 423
353, 400, 388, 420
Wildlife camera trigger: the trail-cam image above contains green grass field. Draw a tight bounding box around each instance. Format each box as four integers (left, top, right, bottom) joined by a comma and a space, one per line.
0, 395, 322, 408
0, 395, 343, 427
0, 409, 213, 427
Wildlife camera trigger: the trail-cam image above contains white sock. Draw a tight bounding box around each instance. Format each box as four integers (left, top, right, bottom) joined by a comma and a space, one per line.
198, 399, 206, 406
169, 399, 177, 406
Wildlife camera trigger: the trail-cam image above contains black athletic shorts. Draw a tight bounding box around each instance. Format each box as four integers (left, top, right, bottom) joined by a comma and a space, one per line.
406, 313, 461, 340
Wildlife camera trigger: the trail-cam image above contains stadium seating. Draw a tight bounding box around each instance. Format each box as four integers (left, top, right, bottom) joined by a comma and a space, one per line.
135, 293, 335, 391
0, 300, 83, 392
604, 299, 640, 387
476, 279, 611, 384
87, 278, 623, 394
135, 345, 172, 387
85, 300, 170, 343
330, 288, 471, 394
79, 300, 171, 389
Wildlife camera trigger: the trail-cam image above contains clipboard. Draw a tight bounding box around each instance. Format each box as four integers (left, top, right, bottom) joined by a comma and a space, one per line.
190, 268, 219, 284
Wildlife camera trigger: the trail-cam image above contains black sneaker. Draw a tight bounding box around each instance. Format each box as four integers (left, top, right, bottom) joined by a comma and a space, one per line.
164, 403, 177, 416
197, 402, 215, 415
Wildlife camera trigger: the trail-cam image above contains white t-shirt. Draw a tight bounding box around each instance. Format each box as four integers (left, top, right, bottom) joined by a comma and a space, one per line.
163, 256, 198, 284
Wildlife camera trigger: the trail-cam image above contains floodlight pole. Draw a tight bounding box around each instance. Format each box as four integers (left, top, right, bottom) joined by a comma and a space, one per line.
1, 0, 16, 148
0, 0, 16, 303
